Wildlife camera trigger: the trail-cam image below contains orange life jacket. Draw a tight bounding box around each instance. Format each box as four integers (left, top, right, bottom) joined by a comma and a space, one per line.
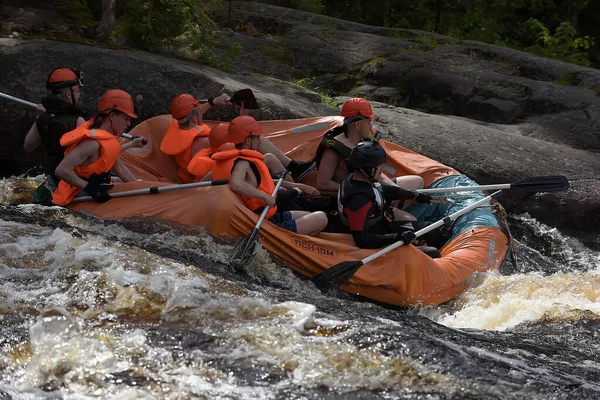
187, 147, 216, 181
212, 148, 277, 218
52, 122, 122, 206
160, 119, 210, 183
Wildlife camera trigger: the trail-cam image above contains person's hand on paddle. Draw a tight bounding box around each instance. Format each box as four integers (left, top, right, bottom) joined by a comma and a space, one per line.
129, 137, 146, 148
394, 230, 416, 245
36, 103, 46, 115
261, 193, 276, 207
84, 182, 112, 203
414, 191, 432, 204
213, 93, 231, 106
294, 183, 320, 197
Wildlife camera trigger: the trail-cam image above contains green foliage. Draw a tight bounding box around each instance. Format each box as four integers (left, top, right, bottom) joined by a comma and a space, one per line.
119, 0, 240, 71
291, 77, 338, 107
258, 39, 291, 65
122, 0, 202, 49
269, 0, 600, 68
553, 72, 580, 86
416, 34, 441, 50
57, 0, 94, 25
524, 19, 594, 66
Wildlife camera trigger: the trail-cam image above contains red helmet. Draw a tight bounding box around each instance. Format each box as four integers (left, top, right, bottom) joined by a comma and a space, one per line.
171, 93, 201, 119
341, 98, 376, 120
97, 89, 137, 118
227, 116, 264, 144
209, 123, 230, 148
46, 68, 83, 91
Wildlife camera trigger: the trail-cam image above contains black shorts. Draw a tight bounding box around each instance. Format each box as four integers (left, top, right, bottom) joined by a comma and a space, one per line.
268, 211, 297, 233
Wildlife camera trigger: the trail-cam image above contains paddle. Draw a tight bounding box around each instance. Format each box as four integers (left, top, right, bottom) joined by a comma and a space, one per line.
229, 88, 259, 109
417, 175, 569, 194
229, 171, 288, 269
0, 91, 147, 144
311, 191, 503, 290
71, 179, 229, 203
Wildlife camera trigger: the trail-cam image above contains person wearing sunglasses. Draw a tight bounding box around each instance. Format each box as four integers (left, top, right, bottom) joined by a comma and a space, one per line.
23, 68, 86, 203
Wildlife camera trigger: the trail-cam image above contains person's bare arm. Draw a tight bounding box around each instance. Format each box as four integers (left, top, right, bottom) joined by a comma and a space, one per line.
112, 157, 137, 182
120, 137, 146, 152
315, 149, 342, 195
75, 116, 86, 127
280, 181, 320, 197
230, 160, 275, 206
197, 93, 231, 116
23, 122, 42, 152
55, 140, 100, 189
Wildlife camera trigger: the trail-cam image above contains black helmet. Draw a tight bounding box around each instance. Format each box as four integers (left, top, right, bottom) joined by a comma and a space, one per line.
349, 140, 386, 178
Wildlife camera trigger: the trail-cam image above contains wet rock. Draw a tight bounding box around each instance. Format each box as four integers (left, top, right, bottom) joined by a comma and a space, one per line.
223, 2, 600, 153
0, 38, 335, 177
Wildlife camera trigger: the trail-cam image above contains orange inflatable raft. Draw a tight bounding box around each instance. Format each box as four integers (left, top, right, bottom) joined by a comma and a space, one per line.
67, 115, 509, 306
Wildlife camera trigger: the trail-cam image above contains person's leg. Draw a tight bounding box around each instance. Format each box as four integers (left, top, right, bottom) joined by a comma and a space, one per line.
392, 208, 417, 222
390, 176, 424, 209
264, 153, 294, 182
257, 137, 292, 167
392, 175, 424, 190
290, 210, 328, 236
258, 137, 316, 182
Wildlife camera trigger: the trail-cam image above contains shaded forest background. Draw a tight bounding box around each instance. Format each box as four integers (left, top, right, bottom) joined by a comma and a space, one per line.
2, 0, 599, 69
262, 0, 599, 67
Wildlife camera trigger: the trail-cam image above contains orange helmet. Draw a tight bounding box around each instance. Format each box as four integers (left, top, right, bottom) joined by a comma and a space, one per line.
97, 89, 138, 118
46, 68, 83, 91
209, 123, 230, 148
340, 98, 376, 120
171, 93, 201, 120
217, 142, 236, 151
227, 116, 264, 144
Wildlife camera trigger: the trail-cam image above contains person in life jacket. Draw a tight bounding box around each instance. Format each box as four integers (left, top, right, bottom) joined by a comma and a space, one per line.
211, 115, 328, 236
52, 89, 140, 206
160, 92, 233, 183
338, 141, 444, 256
23, 68, 85, 203
179, 96, 315, 183
315, 98, 424, 197
23, 68, 145, 204
187, 122, 229, 181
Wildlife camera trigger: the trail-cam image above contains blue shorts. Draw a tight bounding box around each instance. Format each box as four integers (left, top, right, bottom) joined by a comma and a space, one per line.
268, 211, 297, 233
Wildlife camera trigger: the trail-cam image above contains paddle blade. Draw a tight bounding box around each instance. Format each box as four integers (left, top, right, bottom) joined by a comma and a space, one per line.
512, 175, 569, 192
311, 261, 364, 290
230, 89, 259, 109
229, 231, 259, 270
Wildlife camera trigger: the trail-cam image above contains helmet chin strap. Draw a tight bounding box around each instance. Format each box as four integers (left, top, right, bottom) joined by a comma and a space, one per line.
359, 167, 376, 183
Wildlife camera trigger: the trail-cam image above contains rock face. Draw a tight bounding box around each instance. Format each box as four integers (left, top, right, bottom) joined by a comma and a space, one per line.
0, 1, 598, 250
215, 2, 600, 153
0, 38, 335, 177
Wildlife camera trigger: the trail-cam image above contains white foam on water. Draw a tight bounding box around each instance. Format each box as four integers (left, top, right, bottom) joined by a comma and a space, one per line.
4, 219, 417, 397
424, 270, 600, 331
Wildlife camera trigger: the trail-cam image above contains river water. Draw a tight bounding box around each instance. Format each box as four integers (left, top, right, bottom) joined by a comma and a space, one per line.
0, 177, 598, 399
